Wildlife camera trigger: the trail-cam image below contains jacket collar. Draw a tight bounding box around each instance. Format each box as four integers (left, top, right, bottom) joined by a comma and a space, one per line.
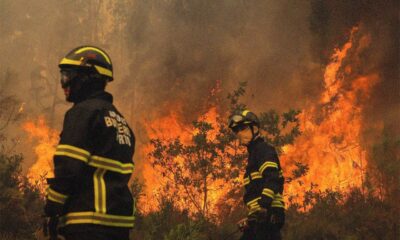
76, 91, 113, 104
247, 135, 263, 152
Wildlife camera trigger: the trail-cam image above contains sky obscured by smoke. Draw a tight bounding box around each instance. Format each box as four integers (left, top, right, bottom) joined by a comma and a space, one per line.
123, 1, 315, 115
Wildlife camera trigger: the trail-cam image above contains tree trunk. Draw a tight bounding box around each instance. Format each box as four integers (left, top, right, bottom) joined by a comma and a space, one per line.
203, 174, 208, 217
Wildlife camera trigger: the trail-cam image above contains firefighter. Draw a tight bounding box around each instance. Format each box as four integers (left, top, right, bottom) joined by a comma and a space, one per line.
228, 110, 285, 240
44, 46, 136, 240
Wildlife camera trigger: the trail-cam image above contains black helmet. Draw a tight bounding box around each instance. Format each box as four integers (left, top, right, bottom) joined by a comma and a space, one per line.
59, 46, 113, 80
228, 109, 260, 132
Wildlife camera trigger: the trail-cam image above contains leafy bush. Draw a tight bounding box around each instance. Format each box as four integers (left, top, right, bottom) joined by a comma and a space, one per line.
0, 152, 44, 239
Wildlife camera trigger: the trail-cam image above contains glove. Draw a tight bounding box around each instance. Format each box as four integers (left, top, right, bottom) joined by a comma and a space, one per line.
43, 200, 63, 240
43, 216, 60, 240
237, 217, 249, 232
248, 208, 268, 223
44, 200, 64, 217
49, 216, 59, 240
270, 212, 285, 229
238, 208, 268, 232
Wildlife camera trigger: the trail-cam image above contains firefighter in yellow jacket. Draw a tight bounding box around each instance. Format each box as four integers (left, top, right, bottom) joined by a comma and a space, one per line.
228, 110, 285, 240
44, 46, 135, 240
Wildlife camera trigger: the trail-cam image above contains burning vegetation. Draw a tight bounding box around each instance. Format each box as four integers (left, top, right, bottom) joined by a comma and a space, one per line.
22, 117, 58, 188
283, 27, 380, 203
132, 26, 384, 219
0, 0, 398, 239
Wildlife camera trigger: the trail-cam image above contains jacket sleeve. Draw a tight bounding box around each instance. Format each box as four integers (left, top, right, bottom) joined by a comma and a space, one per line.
46, 106, 96, 205
256, 145, 281, 209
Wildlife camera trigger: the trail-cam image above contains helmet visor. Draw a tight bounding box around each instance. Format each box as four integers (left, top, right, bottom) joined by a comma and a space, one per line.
228, 114, 246, 130
231, 124, 248, 134
60, 68, 81, 88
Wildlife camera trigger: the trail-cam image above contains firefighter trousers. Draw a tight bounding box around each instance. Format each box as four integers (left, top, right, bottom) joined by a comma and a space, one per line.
240, 221, 282, 240
63, 229, 129, 240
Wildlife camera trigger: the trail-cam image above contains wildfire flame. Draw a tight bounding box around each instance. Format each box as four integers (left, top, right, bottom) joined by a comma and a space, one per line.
22, 27, 378, 216
140, 27, 379, 214
282, 27, 379, 202
140, 107, 231, 215
22, 117, 58, 189
139, 109, 191, 213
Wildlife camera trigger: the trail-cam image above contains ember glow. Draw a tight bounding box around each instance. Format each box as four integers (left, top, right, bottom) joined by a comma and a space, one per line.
282, 27, 379, 201
22, 117, 58, 189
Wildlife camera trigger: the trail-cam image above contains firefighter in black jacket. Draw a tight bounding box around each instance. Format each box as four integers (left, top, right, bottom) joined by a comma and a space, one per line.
44, 46, 135, 240
228, 110, 285, 240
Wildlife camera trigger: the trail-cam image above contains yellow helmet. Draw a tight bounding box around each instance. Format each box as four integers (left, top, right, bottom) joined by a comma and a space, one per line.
59, 46, 113, 80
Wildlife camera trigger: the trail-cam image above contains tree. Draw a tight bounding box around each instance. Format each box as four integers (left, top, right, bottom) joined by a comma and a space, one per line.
150, 118, 243, 219
0, 69, 23, 133
0, 68, 44, 239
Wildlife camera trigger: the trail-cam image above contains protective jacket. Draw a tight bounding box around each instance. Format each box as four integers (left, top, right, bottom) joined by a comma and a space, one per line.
243, 137, 285, 215
46, 91, 135, 233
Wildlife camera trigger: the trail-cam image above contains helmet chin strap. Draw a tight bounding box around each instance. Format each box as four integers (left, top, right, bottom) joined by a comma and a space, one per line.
67, 73, 106, 103
66, 74, 89, 103
250, 125, 260, 142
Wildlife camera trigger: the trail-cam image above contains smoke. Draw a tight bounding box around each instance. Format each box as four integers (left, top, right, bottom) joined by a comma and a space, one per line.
114, 0, 316, 180
0, 0, 122, 168
122, 0, 315, 119
0, 1, 397, 182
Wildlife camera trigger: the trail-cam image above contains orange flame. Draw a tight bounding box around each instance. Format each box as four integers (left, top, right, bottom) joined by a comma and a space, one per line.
140, 107, 238, 217
282, 27, 379, 203
139, 109, 191, 213
22, 117, 58, 190
22, 27, 379, 216
139, 28, 379, 214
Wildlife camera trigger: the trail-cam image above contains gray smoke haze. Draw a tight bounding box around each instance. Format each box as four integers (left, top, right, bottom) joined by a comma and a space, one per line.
0, 0, 398, 179
124, 0, 315, 118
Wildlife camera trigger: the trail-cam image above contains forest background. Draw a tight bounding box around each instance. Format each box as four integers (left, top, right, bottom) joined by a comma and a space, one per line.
0, 1, 398, 239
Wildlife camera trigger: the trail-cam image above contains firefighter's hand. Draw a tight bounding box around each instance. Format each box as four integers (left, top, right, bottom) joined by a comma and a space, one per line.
43, 216, 62, 240
44, 200, 63, 217
237, 217, 249, 232
248, 208, 268, 223
257, 207, 268, 218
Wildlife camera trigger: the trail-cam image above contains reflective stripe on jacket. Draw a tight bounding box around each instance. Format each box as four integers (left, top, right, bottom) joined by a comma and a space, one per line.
243, 137, 285, 215
46, 91, 136, 231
